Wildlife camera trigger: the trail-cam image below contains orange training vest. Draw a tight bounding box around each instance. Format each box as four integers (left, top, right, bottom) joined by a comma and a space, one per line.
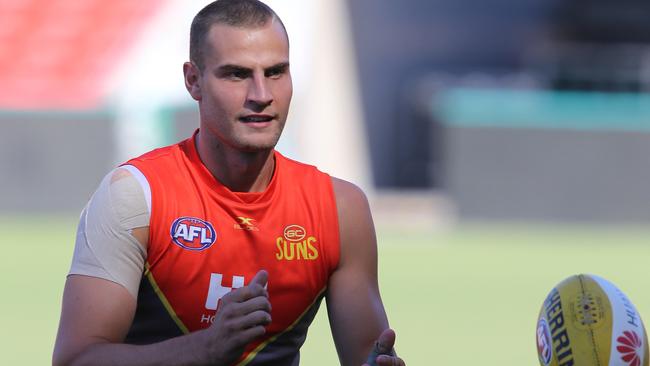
123, 131, 340, 365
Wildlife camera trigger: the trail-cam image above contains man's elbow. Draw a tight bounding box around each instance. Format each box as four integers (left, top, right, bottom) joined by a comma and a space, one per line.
52, 351, 71, 366
52, 344, 87, 366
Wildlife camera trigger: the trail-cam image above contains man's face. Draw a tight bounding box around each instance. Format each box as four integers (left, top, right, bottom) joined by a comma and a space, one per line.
187, 20, 292, 152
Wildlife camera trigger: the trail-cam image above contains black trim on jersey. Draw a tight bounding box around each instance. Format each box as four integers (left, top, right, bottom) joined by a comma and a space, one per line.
124, 275, 185, 344
246, 293, 325, 366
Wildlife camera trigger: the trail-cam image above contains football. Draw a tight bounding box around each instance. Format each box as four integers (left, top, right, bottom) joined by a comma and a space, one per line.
536, 274, 649, 366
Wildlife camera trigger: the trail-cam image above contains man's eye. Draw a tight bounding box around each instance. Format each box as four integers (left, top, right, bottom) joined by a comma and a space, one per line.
228, 71, 248, 79
266, 67, 286, 79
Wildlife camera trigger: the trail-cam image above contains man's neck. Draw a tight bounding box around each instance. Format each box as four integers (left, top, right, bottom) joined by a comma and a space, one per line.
195, 132, 275, 193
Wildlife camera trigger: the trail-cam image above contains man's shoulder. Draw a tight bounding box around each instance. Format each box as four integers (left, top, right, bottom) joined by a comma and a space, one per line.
122, 135, 197, 174
275, 151, 368, 205
330, 177, 368, 209
127, 140, 186, 164
276, 151, 341, 182
275, 150, 318, 171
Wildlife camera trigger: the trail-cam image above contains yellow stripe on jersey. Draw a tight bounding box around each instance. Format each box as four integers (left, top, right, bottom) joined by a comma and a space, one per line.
144, 262, 190, 334
237, 286, 327, 366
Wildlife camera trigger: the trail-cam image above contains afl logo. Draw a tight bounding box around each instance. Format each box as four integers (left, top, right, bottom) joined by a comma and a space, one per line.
283, 225, 306, 241
170, 217, 217, 251
537, 318, 552, 365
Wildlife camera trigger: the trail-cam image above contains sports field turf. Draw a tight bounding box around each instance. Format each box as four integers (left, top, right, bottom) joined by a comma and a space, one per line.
2, 216, 650, 365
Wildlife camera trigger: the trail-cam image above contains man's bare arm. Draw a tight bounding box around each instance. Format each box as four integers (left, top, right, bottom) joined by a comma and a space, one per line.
53, 270, 271, 366
53, 274, 207, 366
327, 178, 405, 366
53, 167, 272, 366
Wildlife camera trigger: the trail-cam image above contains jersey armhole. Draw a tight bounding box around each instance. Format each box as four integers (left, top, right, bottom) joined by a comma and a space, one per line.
120, 164, 152, 214
325, 174, 342, 274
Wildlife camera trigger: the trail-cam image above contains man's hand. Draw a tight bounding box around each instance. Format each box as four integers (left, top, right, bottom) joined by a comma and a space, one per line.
200, 270, 272, 365
363, 329, 406, 366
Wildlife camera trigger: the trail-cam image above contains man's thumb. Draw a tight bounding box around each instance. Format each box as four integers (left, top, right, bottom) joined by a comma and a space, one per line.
376, 328, 396, 352
366, 328, 396, 366
250, 270, 268, 287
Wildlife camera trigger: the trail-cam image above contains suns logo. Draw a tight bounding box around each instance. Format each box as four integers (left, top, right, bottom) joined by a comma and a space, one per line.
283, 225, 306, 241
617, 330, 643, 366
170, 217, 217, 251
275, 224, 319, 261
536, 318, 552, 366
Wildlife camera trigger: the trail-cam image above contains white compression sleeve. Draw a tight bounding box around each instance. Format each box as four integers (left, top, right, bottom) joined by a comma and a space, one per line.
68, 167, 151, 299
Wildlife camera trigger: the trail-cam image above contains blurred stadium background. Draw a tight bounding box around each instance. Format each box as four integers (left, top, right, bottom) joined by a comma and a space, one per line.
2, 0, 650, 364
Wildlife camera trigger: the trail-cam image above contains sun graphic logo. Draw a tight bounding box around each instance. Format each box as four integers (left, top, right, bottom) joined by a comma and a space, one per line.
536, 318, 552, 365
617, 330, 643, 366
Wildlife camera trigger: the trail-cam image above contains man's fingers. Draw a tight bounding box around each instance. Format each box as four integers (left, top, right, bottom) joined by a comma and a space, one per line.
221, 296, 271, 322
235, 324, 267, 344
222, 270, 269, 303
237, 295, 272, 315
366, 341, 395, 366
222, 286, 265, 304
376, 355, 405, 366
238, 310, 272, 329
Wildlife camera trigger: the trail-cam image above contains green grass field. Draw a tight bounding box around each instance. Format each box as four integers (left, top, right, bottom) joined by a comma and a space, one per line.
2, 216, 650, 365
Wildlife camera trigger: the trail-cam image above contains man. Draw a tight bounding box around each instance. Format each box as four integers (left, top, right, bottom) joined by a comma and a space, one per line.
53, 1, 405, 365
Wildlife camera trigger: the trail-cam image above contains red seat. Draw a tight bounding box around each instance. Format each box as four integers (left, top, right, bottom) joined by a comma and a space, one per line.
0, 0, 165, 110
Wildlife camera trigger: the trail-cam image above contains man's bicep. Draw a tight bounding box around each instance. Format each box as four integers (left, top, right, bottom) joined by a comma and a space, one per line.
327, 178, 389, 366
68, 167, 150, 299
53, 275, 136, 365
55, 167, 150, 364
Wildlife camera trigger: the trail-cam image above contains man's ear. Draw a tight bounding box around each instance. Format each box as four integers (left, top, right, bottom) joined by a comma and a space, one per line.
183, 62, 202, 101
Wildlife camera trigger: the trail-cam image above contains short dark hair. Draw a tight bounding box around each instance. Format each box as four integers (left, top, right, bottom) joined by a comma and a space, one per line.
190, 0, 287, 71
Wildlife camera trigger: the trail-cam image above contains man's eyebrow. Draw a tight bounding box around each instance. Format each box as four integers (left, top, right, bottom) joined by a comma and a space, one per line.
266, 62, 290, 71
216, 64, 251, 74
264, 62, 289, 72
214, 62, 289, 75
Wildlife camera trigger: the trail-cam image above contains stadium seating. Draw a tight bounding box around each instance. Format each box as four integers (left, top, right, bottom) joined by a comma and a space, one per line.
0, 0, 165, 110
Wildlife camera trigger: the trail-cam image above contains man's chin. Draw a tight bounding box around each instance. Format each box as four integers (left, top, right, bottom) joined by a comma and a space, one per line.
236, 139, 279, 153
238, 146, 275, 154
234, 132, 282, 153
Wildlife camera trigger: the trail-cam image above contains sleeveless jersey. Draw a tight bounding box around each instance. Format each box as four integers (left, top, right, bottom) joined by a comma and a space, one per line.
122, 133, 340, 366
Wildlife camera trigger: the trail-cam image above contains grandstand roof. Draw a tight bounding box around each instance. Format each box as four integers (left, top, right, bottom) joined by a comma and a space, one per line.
0, 0, 165, 110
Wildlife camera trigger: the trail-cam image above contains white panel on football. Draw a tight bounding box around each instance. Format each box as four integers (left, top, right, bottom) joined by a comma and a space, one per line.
590, 274, 647, 366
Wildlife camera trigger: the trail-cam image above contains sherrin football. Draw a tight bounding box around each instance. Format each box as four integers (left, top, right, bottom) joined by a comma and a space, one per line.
536, 274, 649, 366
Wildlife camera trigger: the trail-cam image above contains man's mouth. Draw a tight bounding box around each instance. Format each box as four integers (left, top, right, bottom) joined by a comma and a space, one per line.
240, 115, 274, 123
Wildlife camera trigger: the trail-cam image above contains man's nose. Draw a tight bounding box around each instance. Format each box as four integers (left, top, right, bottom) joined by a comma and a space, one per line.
247, 74, 273, 107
